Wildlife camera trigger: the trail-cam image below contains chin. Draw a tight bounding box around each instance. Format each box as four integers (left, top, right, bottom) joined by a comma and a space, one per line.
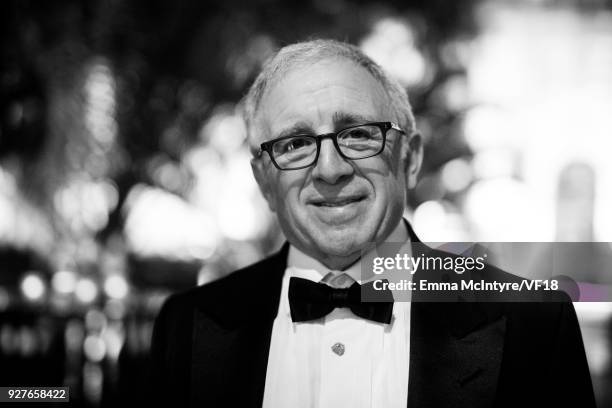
314, 229, 370, 257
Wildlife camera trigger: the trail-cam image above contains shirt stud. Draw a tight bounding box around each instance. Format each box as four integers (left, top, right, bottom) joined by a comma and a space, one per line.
331, 342, 345, 356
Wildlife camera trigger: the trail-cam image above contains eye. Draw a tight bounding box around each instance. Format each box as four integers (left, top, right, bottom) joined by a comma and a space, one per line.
342, 128, 372, 140
287, 137, 311, 151
338, 125, 382, 146
274, 136, 315, 155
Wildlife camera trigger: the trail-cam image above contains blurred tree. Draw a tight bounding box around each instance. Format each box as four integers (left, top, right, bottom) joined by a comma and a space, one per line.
1, 0, 482, 266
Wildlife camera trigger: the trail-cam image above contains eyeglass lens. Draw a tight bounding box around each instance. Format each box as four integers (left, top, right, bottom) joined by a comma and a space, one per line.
271, 124, 385, 169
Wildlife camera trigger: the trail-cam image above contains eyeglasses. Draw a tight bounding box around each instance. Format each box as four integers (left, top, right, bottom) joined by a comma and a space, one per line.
256, 122, 405, 170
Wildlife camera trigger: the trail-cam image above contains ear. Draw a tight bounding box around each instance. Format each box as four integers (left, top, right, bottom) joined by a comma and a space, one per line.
404, 131, 423, 189
251, 158, 277, 213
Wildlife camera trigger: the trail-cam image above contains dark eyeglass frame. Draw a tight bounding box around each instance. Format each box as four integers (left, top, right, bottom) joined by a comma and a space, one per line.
256, 121, 405, 170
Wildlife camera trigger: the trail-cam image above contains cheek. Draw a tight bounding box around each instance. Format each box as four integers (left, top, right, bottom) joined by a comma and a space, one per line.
374, 180, 405, 210
272, 176, 304, 215
368, 167, 406, 212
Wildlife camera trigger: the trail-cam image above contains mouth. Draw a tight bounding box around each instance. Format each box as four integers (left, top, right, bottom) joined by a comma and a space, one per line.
309, 195, 367, 207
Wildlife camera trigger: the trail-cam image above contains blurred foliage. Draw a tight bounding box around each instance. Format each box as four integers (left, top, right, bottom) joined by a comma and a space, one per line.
1, 0, 482, 274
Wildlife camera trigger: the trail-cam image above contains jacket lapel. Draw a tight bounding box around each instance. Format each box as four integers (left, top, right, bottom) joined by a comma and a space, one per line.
190, 244, 288, 407
408, 301, 506, 408
406, 222, 506, 408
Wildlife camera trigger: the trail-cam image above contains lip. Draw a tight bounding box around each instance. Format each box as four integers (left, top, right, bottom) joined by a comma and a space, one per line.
307, 195, 367, 207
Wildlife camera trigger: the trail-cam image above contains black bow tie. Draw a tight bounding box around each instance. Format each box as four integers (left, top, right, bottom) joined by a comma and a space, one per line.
288, 277, 394, 324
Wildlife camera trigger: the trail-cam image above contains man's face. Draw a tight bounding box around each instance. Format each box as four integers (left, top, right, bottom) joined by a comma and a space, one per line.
251, 58, 418, 269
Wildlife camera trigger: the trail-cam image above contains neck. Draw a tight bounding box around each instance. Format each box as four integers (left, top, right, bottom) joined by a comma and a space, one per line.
317, 251, 362, 271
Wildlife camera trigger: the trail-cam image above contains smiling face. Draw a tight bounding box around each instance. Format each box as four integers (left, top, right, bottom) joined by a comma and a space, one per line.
251, 58, 419, 269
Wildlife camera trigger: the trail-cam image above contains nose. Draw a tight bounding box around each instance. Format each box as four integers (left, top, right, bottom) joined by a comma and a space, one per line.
312, 138, 354, 184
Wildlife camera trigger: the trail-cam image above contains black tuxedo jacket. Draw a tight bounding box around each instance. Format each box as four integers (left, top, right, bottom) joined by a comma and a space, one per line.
148, 227, 596, 408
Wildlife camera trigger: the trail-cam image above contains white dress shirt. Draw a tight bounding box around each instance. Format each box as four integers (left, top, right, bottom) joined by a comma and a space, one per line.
262, 222, 412, 408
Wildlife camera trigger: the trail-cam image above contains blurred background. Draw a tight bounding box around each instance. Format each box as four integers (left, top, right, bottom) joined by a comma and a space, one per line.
1, 0, 611, 406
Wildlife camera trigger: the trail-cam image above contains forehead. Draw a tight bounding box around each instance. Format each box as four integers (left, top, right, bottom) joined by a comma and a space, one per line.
255, 58, 392, 141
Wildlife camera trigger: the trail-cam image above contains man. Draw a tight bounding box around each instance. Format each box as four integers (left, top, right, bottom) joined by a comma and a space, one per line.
149, 40, 595, 407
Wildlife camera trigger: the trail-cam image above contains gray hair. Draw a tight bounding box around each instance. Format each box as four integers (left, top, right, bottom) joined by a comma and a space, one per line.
240, 39, 416, 149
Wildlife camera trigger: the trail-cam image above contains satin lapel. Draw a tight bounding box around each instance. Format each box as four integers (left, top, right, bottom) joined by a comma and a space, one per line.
405, 220, 506, 408
190, 244, 288, 408
408, 299, 506, 408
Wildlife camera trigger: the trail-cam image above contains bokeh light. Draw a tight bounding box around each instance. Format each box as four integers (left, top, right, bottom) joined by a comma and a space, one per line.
441, 158, 473, 193
84, 335, 106, 362
467, 3, 612, 241
20, 273, 46, 301
124, 184, 219, 260
75, 278, 99, 304
361, 17, 428, 87
51, 270, 77, 294
464, 178, 551, 241
84, 59, 117, 148
85, 309, 107, 333
103, 275, 129, 299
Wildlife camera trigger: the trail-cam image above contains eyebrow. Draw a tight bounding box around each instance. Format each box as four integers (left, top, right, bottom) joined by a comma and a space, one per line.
273, 112, 376, 139
275, 122, 313, 139
332, 112, 375, 129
